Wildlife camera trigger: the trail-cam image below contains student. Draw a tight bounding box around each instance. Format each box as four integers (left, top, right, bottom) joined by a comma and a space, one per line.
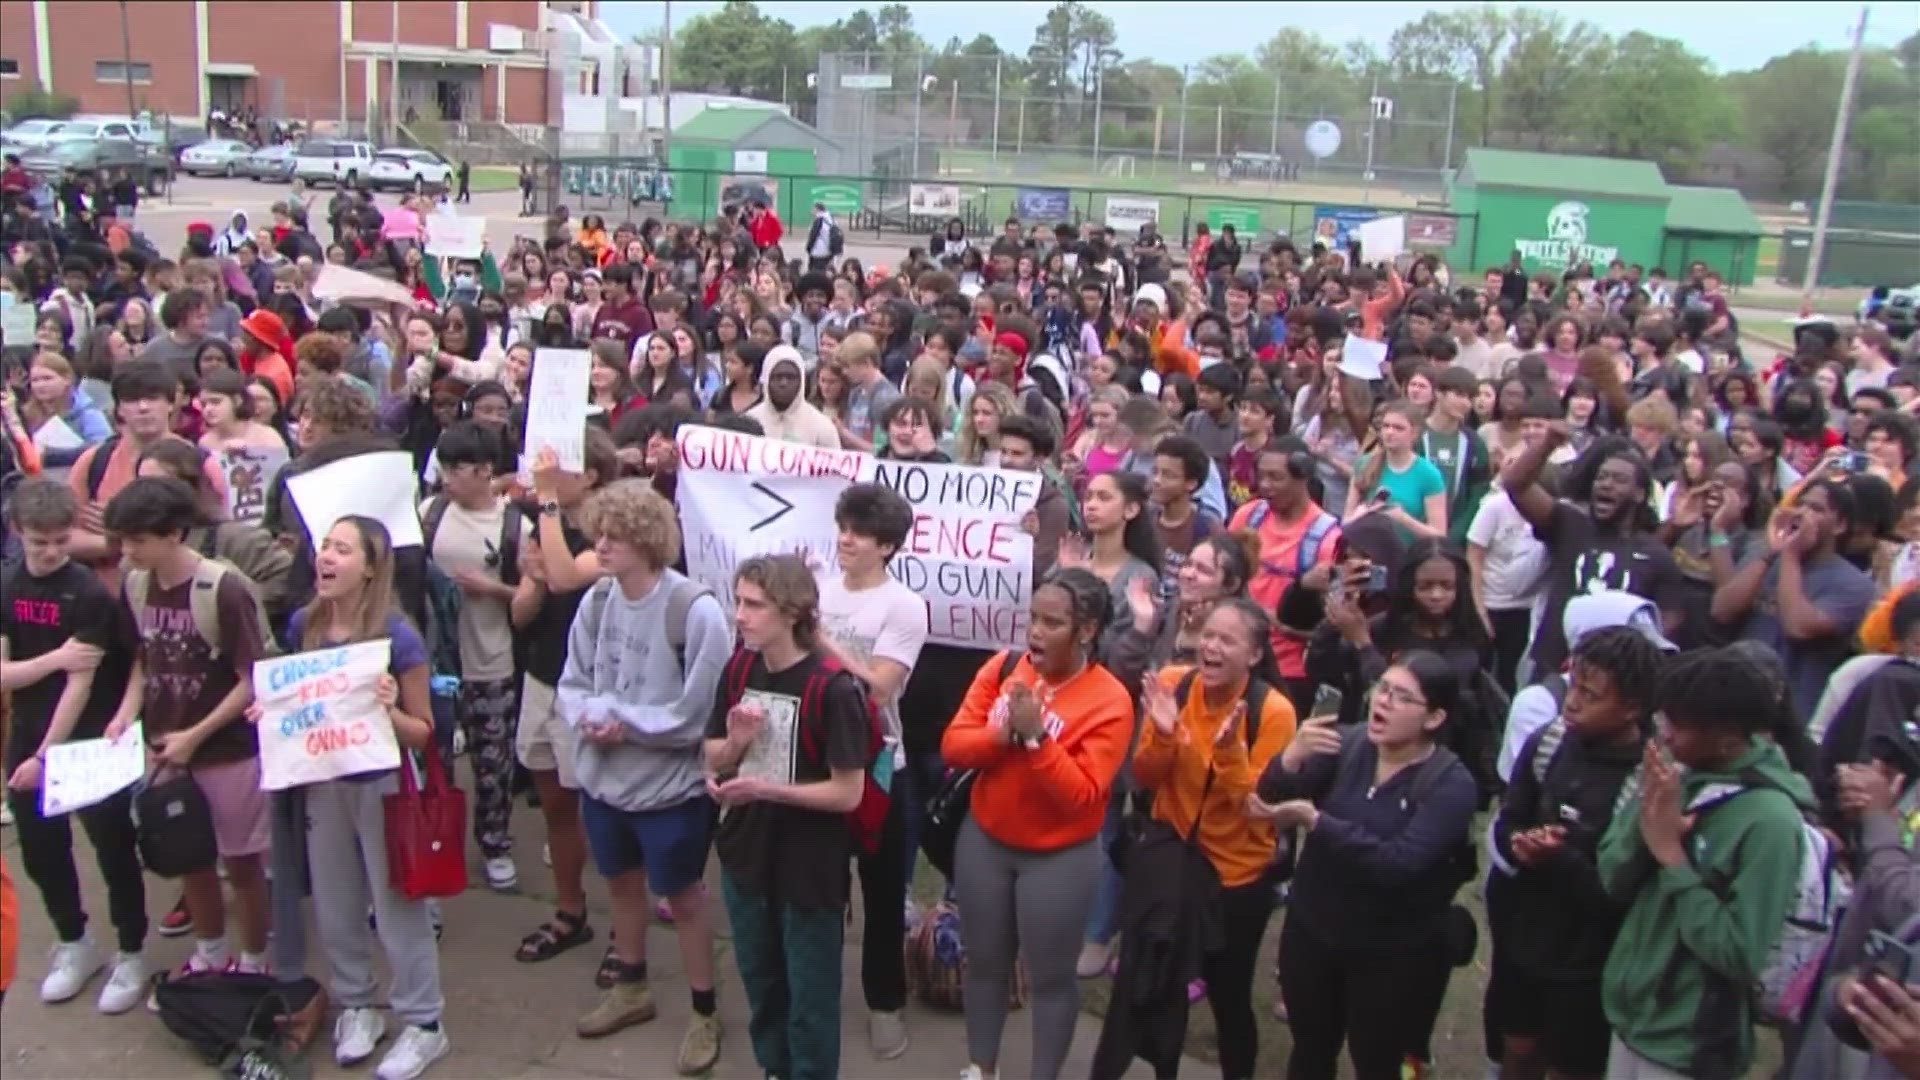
557, 480, 728, 1073
1256, 652, 1478, 1080
510, 431, 619, 967
837, 331, 900, 453
1230, 444, 1341, 719
421, 422, 532, 891
263, 516, 448, 1079
1345, 401, 1448, 540
703, 555, 874, 1080
943, 569, 1135, 1080
1424, 366, 1492, 548
101, 477, 273, 986
1226, 387, 1282, 510
745, 345, 840, 450
0, 480, 147, 1014
1599, 647, 1816, 1080
1464, 415, 1553, 692
1490, 627, 1665, 1080
1148, 435, 1221, 589
1183, 364, 1241, 472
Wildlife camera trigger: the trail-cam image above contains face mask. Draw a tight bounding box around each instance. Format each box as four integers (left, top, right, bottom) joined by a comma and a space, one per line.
453, 274, 475, 290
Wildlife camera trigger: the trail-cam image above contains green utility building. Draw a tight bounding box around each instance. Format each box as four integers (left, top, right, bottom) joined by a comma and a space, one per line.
1448, 148, 1672, 277
1662, 185, 1766, 286
663, 107, 839, 224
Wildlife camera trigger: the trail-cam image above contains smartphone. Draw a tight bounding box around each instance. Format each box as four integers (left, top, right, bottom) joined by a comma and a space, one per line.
1843, 451, 1871, 473
1369, 488, 1392, 506
1865, 930, 1917, 986
1367, 565, 1389, 593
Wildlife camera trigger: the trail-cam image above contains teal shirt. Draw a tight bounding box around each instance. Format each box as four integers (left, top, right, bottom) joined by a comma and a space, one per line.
1360, 453, 1447, 524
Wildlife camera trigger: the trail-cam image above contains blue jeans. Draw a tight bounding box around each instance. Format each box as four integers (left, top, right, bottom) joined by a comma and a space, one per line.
720, 871, 844, 1080
1082, 793, 1126, 947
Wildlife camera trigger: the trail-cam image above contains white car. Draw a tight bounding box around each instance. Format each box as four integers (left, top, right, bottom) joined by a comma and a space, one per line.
2, 118, 67, 152
43, 118, 141, 144
290, 139, 375, 187
367, 148, 454, 192
179, 139, 253, 176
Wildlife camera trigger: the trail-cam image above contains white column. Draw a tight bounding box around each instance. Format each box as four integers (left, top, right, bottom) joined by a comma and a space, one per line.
30, 0, 52, 92
194, 0, 210, 120
455, 0, 468, 50
496, 62, 507, 120
364, 55, 378, 113
341, 0, 353, 44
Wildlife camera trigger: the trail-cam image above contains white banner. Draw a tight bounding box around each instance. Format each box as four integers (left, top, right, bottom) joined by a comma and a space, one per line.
285, 451, 423, 549
674, 426, 1041, 650
1105, 195, 1160, 232
425, 215, 485, 259
41, 723, 145, 817
220, 445, 289, 524
255, 640, 401, 791
1356, 214, 1407, 263
525, 348, 592, 472
909, 183, 961, 217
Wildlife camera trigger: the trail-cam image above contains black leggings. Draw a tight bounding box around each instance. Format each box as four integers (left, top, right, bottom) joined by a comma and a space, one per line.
1489, 608, 1534, 694
855, 782, 909, 1012
1172, 880, 1276, 1080
6, 783, 147, 954
1278, 916, 1452, 1080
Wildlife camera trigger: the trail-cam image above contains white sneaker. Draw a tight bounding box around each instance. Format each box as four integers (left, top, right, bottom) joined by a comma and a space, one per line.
335, 1006, 389, 1066
961, 1067, 998, 1080
0, 800, 13, 826
1075, 940, 1111, 979
484, 856, 518, 892
375, 1024, 450, 1080
97, 952, 147, 1014
40, 937, 103, 1003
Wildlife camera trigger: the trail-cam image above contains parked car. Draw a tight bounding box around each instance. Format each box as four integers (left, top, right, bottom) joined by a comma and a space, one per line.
21, 138, 173, 195
290, 139, 374, 187
179, 139, 254, 177
367, 148, 454, 192
243, 144, 297, 182
1881, 285, 1919, 341
1, 118, 67, 153
41, 118, 144, 146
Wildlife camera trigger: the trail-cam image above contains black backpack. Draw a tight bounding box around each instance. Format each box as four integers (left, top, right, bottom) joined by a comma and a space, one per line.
155, 971, 325, 1080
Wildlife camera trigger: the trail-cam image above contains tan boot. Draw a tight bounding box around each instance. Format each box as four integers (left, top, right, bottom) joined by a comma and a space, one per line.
576, 981, 657, 1039
676, 1011, 722, 1075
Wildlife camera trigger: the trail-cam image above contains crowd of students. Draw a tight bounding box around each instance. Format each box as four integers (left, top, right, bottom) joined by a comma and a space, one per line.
1, 181, 1918, 1080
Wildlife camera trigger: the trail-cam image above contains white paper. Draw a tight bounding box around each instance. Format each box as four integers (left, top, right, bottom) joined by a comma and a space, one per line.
312, 263, 419, 307
0, 292, 35, 348
525, 348, 592, 472
1356, 215, 1407, 263
1338, 335, 1390, 380
425, 215, 485, 259
31, 415, 84, 452
735, 689, 798, 786
1104, 195, 1160, 232
220, 445, 290, 524
255, 640, 401, 790
41, 723, 145, 817
908, 184, 961, 216
285, 450, 423, 549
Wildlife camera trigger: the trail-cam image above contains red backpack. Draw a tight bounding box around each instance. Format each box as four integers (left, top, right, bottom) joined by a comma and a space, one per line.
722, 647, 892, 857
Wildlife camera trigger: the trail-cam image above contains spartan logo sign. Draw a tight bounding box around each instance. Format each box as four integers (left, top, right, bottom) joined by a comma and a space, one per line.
1516, 200, 1617, 270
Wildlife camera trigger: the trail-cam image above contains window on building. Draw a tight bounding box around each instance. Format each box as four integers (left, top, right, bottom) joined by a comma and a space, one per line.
95, 60, 153, 84
0, 58, 19, 78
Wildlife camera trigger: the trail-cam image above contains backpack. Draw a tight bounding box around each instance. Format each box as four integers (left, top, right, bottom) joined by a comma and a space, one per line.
1170, 668, 1272, 749
125, 558, 279, 663
154, 970, 327, 1080
1247, 504, 1337, 579
86, 434, 122, 502
577, 574, 714, 672
721, 646, 892, 857
1041, 464, 1087, 537
828, 222, 844, 256
1686, 772, 1852, 1026
193, 524, 292, 614
904, 899, 1028, 1012
1338, 737, 1478, 891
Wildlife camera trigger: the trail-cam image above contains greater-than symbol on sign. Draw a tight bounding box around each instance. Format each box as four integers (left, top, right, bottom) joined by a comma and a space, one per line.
749, 482, 795, 532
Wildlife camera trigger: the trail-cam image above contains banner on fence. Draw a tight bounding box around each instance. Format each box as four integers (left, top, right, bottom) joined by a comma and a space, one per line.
1015, 187, 1073, 220
1407, 213, 1459, 248
220, 446, 289, 524
1313, 206, 1381, 252
255, 640, 401, 791
718, 176, 778, 213
675, 426, 1041, 650
1104, 196, 1160, 232
1206, 205, 1262, 235
525, 348, 592, 472
424, 216, 485, 258
804, 180, 864, 217
909, 184, 962, 216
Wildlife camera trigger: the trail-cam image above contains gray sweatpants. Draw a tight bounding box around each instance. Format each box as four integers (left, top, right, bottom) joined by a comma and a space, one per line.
953, 817, 1103, 1080
305, 773, 444, 1027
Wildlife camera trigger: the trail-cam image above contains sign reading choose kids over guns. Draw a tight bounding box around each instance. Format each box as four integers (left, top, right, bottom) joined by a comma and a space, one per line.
674, 426, 1041, 650
254, 640, 401, 790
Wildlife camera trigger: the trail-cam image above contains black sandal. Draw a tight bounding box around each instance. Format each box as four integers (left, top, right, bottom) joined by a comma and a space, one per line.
515, 911, 592, 962
593, 940, 623, 988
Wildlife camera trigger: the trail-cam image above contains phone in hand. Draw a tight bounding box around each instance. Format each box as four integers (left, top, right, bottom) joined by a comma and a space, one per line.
1865, 929, 1917, 986
1366, 565, 1389, 593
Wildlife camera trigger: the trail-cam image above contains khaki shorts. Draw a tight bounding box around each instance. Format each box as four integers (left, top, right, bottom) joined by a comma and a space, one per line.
514, 676, 578, 789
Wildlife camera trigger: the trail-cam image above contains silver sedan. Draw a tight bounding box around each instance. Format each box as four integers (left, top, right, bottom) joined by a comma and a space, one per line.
243, 144, 297, 183
179, 139, 254, 177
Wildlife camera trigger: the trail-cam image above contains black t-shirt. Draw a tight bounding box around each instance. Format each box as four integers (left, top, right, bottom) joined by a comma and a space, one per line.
1529, 500, 1684, 669
705, 650, 871, 912
2, 560, 135, 759
523, 516, 594, 686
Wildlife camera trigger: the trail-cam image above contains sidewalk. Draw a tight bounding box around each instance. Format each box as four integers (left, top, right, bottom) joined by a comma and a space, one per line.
0, 805, 1203, 1079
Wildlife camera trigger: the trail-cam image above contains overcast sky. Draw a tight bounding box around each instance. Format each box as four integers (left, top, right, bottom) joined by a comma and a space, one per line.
599, 1, 1917, 74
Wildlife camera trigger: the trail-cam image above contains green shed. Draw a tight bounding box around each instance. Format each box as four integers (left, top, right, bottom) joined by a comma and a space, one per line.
1448, 148, 1671, 277
664, 107, 838, 224
1661, 185, 1766, 286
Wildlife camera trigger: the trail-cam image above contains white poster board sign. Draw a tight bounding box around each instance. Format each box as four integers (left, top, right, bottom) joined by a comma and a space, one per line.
675, 426, 1040, 650
1104, 195, 1160, 232
732, 149, 769, 174
41, 723, 145, 817
220, 445, 290, 524
312, 263, 420, 307
254, 640, 401, 791
908, 184, 961, 216
285, 451, 423, 549
425, 215, 485, 259
1356, 215, 1407, 263
0, 291, 36, 347
525, 348, 592, 472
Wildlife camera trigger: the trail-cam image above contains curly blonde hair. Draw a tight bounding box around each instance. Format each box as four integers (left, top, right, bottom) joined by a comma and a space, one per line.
578, 478, 681, 569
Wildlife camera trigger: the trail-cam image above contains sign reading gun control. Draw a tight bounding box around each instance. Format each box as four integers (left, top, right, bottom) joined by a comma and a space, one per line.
254, 639, 401, 790
675, 426, 1040, 650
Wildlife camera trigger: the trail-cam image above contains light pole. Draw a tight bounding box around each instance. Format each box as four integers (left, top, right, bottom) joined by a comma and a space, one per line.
660, 0, 674, 165
1803, 6, 1869, 300
117, 1, 137, 118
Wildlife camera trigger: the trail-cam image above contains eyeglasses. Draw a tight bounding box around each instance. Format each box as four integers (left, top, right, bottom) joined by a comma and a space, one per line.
1374, 682, 1428, 710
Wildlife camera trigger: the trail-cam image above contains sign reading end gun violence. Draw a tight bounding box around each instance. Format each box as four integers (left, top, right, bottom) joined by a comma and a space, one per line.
254, 639, 401, 790
674, 426, 1040, 650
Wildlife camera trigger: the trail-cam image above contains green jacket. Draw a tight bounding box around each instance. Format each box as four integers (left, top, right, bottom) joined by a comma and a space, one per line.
1420, 422, 1490, 549
1598, 739, 1813, 1080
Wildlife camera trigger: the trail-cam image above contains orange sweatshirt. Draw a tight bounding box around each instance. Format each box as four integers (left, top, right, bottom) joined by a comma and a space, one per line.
1132, 667, 1297, 887
1358, 267, 1405, 342
941, 650, 1135, 852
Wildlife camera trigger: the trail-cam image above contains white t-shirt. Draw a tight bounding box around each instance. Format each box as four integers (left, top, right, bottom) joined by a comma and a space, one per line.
422, 496, 533, 682
1465, 488, 1549, 611
816, 574, 928, 760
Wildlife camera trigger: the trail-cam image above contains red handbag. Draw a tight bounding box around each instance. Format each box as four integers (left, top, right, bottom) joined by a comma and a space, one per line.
381, 751, 468, 900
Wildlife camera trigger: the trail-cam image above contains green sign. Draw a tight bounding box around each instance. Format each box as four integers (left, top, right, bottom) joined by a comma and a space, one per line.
1206, 205, 1262, 234
804, 180, 864, 217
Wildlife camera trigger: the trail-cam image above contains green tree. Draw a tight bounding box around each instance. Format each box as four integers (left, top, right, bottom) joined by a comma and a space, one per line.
874, 3, 921, 56
674, 0, 799, 98
1726, 48, 1849, 197
1499, 10, 1601, 147
1388, 7, 1507, 150
1585, 32, 1727, 159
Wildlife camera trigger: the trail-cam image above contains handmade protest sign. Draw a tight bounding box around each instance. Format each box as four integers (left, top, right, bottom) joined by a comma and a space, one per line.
525, 348, 592, 472
285, 450, 423, 549
675, 426, 1040, 650
221, 445, 290, 523
254, 640, 400, 790
41, 723, 145, 816
425, 215, 485, 259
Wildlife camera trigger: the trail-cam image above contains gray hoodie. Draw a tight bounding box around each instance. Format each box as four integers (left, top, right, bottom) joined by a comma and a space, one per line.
555, 571, 734, 812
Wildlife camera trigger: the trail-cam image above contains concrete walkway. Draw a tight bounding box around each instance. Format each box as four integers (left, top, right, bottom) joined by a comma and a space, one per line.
0, 805, 1203, 1079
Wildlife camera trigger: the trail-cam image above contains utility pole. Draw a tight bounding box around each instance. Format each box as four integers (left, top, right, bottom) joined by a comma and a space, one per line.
388, 0, 400, 139
990, 52, 1003, 170
1091, 58, 1104, 170
660, 1, 674, 165
912, 54, 924, 178
1267, 76, 1281, 190
1175, 64, 1187, 173
1363, 72, 1380, 200
1804, 6, 1869, 300
117, 1, 137, 118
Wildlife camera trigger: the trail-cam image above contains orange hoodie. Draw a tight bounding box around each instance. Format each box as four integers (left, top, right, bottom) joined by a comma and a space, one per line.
1358, 267, 1405, 342
941, 651, 1135, 852
1132, 666, 1297, 887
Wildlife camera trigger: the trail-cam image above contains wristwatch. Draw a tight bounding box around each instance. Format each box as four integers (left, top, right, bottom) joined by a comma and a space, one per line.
539, 499, 561, 516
